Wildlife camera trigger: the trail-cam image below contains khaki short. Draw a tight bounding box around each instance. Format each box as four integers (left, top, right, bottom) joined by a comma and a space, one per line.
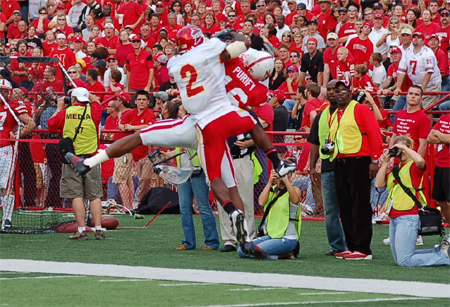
422, 83, 441, 109
60, 164, 103, 200
112, 153, 134, 184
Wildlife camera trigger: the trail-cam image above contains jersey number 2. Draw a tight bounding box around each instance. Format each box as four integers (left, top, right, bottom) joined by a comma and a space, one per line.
0, 112, 6, 131
180, 64, 205, 98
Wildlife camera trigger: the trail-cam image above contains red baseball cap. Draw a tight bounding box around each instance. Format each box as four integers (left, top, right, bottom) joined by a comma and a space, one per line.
286, 66, 298, 72
57, 4, 66, 9
429, 34, 441, 42
307, 37, 318, 45
390, 47, 402, 54
374, 13, 383, 19
72, 37, 85, 44
106, 55, 116, 61
412, 31, 424, 39
116, 91, 131, 103
272, 90, 285, 102
441, 9, 449, 15
362, 21, 372, 28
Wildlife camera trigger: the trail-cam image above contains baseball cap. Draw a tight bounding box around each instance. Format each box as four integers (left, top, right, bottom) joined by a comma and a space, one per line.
13, 10, 21, 15
390, 47, 402, 54
286, 66, 297, 72
124, 25, 133, 30
338, 7, 348, 12
72, 37, 84, 43
71, 87, 90, 103
272, 90, 285, 102
429, 34, 441, 42
362, 21, 372, 28
327, 32, 338, 40
155, 53, 168, 64
104, 23, 115, 29
412, 31, 424, 38
287, 0, 296, 3
153, 91, 169, 102
307, 19, 318, 26
56, 33, 66, 39
106, 55, 116, 61
297, 3, 307, 9
156, 1, 164, 6
372, 3, 383, 9
307, 37, 318, 45
374, 13, 383, 19
401, 28, 412, 35
116, 91, 131, 103
441, 9, 449, 15
56, 3, 66, 9
335, 80, 351, 89
129, 34, 141, 42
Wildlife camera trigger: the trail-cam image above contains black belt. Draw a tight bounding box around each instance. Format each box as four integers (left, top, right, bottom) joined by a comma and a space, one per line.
336, 156, 370, 164
232, 154, 250, 160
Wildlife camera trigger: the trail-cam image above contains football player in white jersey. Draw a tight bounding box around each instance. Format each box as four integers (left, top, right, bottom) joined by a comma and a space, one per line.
394, 31, 442, 122
67, 26, 296, 258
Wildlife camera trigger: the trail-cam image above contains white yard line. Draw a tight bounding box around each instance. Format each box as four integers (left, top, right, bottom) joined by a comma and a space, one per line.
0, 259, 449, 298
0, 275, 85, 280
182, 297, 431, 307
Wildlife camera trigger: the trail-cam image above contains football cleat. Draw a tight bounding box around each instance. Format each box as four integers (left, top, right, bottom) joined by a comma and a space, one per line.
242, 241, 268, 260
65, 152, 91, 176
229, 209, 249, 245
276, 160, 297, 178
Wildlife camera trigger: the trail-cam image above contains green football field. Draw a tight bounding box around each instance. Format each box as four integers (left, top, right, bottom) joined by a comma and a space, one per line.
1, 214, 449, 306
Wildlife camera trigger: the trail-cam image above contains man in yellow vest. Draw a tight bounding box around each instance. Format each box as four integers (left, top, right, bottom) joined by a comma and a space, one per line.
308, 80, 347, 256
329, 81, 383, 260
48, 88, 104, 241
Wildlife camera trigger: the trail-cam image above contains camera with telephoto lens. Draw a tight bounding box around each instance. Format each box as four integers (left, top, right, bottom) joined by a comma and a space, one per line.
389, 147, 399, 157
321, 137, 335, 155
59, 96, 72, 106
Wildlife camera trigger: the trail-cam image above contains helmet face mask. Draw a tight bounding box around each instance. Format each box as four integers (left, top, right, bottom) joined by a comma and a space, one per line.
177, 25, 205, 53
0, 79, 13, 98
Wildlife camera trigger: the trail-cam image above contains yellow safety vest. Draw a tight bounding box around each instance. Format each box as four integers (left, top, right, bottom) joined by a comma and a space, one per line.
386, 160, 427, 211
176, 148, 200, 168
62, 105, 98, 155
318, 106, 335, 160
329, 100, 363, 161
265, 187, 301, 239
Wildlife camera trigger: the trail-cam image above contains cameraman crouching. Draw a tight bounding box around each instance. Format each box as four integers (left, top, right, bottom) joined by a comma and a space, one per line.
375, 136, 450, 267
48, 88, 104, 240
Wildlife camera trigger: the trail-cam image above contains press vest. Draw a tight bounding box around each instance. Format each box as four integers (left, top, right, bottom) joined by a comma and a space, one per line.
176, 148, 201, 170
329, 100, 363, 161
386, 160, 426, 211
318, 106, 332, 160
265, 187, 301, 239
62, 105, 98, 155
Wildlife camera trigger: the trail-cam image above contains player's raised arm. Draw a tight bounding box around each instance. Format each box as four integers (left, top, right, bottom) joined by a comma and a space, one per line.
220, 30, 250, 62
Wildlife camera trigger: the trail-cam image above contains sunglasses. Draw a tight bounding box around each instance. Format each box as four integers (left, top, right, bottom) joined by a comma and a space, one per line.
257, 5, 265, 7
108, 59, 116, 62
290, 55, 298, 58
68, 71, 76, 74
39, 12, 47, 14
283, 34, 292, 37
349, 9, 358, 12
131, 40, 141, 43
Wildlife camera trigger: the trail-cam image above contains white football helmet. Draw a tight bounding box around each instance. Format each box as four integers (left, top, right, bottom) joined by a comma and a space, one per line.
242, 50, 274, 81
0, 79, 12, 91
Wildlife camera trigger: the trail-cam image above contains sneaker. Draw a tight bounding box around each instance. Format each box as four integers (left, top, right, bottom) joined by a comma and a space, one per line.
334, 250, 352, 259
275, 160, 297, 178
241, 242, 268, 260
325, 250, 340, 256
415, 235, 423, 246
220, 245, 237, 253
344, 251, 372, 260
383, 237, 390, 245
439, 239, 450, 258
3, 219, 12, 229
65, 153, 91, 176
69, 231, 88, 240
95, 229, 105, 240
229, 209, 249, 245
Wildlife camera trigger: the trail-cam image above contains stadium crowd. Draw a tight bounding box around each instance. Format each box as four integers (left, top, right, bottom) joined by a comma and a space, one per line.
0, 0, 449, 263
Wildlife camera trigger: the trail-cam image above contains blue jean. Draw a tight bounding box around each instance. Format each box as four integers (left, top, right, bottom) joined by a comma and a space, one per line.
389, 215, 450, 267
370, 179, 388, 212
101, 110, 109, 126
292, 176, 315, 211
321, 171, 346, 252
237, 235, 298, 259
391, 95, 407, 124
438, 76, 450, 110
283, 99, 297, 129
178, 172, 219, 249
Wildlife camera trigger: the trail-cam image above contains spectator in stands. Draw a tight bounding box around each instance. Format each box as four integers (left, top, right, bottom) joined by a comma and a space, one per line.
277, 44, 290, 66
299, 38, 324, 85
436, 10, 449, 55
239, 170, 301, 260
96, 23, 120, 55
78, 0, 101, 30
269, 58, 285, 90
352, 64, 374, 92
308, 79, 347, 256
242, 19, 265, 51
338, 5, 358, 44
369, 52, 386, 87
50, 33, 76, 69
336, 47, 355, 84
278, 66, 300, 105
376, 17, 401, 69
375, 135, 450, 267
102, 101, 119, 141
48, 88, 105, 240
104, 56, 126, 88
81, 15, 95, 42
68, 0, 87, 29
394, 31, 442, 123
7, 11, 24, 42
154, 53, 169, 89
347, 22, 373, 66
428, 34, 450, 107
317, 0, 337, 40
415, 9, 441, 44
67, 65, 86, 88
369, 13, 388, 61
301, 82, 322, 130
302, 20, 326, 53
269, 90, 289, 150
125, 34, 154, 92
331, 80, 383, 260
30, 7, 50, 35
275, 14, 290, 41
120, 90, 156, 203
323, 32, 340, 87
428, 113, 450, 231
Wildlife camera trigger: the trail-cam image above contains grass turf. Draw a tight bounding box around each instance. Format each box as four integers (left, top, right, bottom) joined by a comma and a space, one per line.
1, 214, 449, 285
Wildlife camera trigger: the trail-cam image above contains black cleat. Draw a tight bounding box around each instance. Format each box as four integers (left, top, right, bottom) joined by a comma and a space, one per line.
65, 152, 91, 176
230, 209, 248, 246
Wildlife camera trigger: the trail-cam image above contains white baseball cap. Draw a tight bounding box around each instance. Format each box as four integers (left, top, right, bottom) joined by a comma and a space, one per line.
327, 32, 338, 40
401, 28, 412, 35
104, 23, 115, 29
56, 33, 66, 39
71, 87, 90, 103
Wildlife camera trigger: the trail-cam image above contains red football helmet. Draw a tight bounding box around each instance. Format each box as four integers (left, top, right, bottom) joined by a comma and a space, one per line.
177, 25, 205, 53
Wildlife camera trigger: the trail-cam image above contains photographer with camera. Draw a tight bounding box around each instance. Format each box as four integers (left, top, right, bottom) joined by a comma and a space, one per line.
47, 88, 104, 240
375, 136, 450, 266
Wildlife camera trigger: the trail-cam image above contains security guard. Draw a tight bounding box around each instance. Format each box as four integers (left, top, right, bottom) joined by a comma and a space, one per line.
48, 88, 104, 240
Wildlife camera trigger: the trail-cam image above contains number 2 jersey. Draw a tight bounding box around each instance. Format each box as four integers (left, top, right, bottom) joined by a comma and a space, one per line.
224, 57, 269, 108
167, 38, 235, 129
398, 46, 441, 87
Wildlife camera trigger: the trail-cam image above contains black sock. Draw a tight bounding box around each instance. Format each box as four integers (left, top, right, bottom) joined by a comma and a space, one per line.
265, 148, 280, 169
222, 200, 235, 215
